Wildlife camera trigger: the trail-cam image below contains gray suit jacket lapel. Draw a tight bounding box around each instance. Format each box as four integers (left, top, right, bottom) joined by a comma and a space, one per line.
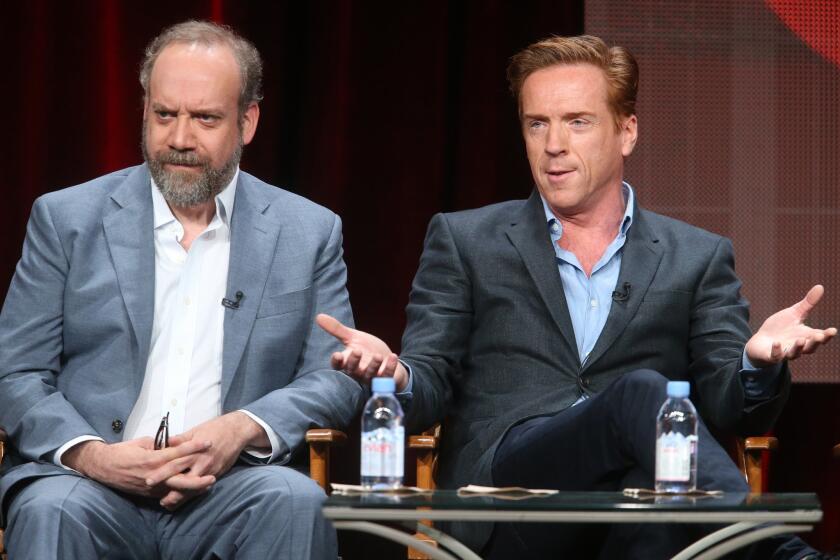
221, 176, 283, 401
505, 191, 578, 358
102, 165, 155, 391
583, 207, 664, 371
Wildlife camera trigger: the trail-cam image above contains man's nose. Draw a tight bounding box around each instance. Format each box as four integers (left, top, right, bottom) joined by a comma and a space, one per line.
168, 115, 197, 151
545, 125, 568, 155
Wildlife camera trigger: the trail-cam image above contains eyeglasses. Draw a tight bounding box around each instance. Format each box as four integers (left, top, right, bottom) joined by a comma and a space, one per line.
154, 412, 170, 450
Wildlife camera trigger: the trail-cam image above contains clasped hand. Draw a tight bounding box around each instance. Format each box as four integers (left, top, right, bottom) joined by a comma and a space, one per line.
65, 412, 265, 511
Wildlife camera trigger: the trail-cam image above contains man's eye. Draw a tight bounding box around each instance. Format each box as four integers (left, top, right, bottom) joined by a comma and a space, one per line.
197, 115, 218, 123
529, 121, 545, 130
156, 111, 174, 119
569, 119, 590, 128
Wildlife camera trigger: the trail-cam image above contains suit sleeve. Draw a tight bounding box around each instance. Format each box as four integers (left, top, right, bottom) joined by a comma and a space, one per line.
688, 237, 790, 435
240, 213, 365, 463
0, 197, 101, 462
399, 213, 474, 433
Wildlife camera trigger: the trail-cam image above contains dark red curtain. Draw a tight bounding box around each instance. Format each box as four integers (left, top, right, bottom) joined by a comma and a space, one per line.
2, 0, 583, 351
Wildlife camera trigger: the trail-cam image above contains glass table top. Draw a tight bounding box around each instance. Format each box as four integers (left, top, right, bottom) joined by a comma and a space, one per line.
325, 490, 821, 513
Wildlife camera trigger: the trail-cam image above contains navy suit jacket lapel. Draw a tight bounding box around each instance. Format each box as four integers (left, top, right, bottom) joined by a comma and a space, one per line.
583, 207, 664, 371
102, 165, 156, 392
505, 191, 578, 360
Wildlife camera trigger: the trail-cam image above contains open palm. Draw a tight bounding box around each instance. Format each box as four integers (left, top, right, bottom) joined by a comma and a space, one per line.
745, 285, 836, 367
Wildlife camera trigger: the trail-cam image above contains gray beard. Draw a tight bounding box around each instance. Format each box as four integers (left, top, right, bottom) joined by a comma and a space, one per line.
142, 126, 242, 208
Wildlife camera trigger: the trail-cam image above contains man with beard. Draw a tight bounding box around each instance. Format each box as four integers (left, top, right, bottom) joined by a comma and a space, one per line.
0, 20, 363, 559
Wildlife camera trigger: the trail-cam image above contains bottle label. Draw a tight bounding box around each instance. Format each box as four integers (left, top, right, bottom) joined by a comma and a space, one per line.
655, 432, 696, 482
361, 426, 405, 478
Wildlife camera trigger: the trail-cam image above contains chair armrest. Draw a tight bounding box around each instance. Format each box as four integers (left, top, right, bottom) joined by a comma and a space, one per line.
409, 430, 439, 490
743, 436, 778, 451
737, 436, 778, 493
0, 427, 6, 466
305, 429, 346, 493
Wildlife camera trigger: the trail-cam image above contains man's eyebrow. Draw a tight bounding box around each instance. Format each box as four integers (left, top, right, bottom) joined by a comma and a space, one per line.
149, 103, 226, 115
521, 112, 548, 121
563, 111, 596, 120
521, 111, 597, 121
190, 108, 225, 116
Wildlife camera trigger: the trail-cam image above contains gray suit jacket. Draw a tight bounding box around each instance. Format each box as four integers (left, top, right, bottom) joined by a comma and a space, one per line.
0, 164, 364, 521
400, 190, 790, 551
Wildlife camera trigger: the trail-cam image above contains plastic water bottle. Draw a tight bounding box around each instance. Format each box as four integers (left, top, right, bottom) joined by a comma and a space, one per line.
361, 377, 405, 488
655, 381, 698, 493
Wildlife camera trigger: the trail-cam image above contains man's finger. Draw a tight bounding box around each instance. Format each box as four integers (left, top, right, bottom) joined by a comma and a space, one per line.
160, 489, 186, 510
379, 353, 399, 377
145, 455, 196, 487
360, 354, 383, 377
330, 351, 347, 370
316, 313, 353, 343
794, 284, 824, 317
343, 348, 362, 375
166, 433, 191, 448
165, 473, 216, 491
157, 438, 212, 462
786, 338, 806, 360
769, 341, 784, 363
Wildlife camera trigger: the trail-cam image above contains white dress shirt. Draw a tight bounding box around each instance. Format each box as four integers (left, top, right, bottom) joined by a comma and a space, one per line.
55, 169, 282, 466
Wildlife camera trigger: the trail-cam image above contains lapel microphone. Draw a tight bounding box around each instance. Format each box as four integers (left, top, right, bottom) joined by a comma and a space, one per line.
611, 282, 631, 302
222, 290, 244, 309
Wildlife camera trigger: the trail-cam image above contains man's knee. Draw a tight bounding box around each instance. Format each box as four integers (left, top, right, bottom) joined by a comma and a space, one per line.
244, 467, 326, 514
8, 475, 91, 524
617, 368, 670, 392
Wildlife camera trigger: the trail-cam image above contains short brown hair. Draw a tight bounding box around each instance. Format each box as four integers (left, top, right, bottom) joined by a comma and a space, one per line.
139, 20, 263, 116
507, 35, 638, 126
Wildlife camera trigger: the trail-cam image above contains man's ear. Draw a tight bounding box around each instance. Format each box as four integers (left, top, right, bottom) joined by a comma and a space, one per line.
621, 114, 638, 157
241, 102, 260, 146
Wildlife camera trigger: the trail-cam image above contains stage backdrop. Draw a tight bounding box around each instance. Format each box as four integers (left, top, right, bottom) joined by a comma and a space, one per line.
586, 0, 840, 383
4, 0, 839, 555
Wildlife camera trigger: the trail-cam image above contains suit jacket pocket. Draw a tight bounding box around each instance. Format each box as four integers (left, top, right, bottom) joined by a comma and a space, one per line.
256, 286, 311, 319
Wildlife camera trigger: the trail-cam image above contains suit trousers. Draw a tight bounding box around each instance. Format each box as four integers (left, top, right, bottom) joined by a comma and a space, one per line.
4, 463, 335, 560
487, 369, 751, 559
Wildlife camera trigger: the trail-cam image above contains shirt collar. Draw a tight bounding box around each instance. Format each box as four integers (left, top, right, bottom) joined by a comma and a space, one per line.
541, 182, 635, 239
150, 167, 240, 230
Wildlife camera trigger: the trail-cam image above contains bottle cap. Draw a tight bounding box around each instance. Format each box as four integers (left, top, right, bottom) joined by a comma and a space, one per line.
371, 376, 396, 393
666, 381, 690, 398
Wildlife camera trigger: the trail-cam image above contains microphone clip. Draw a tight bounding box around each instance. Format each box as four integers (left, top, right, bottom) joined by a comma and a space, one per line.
222, 290, 244, 309
611, 282, 631, 303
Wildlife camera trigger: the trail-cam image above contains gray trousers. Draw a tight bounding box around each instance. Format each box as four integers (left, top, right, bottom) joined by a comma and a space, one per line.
4, 464, 336, 559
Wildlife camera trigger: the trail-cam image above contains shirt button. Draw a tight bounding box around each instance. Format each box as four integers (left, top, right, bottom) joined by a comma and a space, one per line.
111, 419, 123, 433
590, 299, 598, 307
184, 297, 191, 306
171, 398, 178, 407
177, 347, 185, 356
581, 378, 590, 388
